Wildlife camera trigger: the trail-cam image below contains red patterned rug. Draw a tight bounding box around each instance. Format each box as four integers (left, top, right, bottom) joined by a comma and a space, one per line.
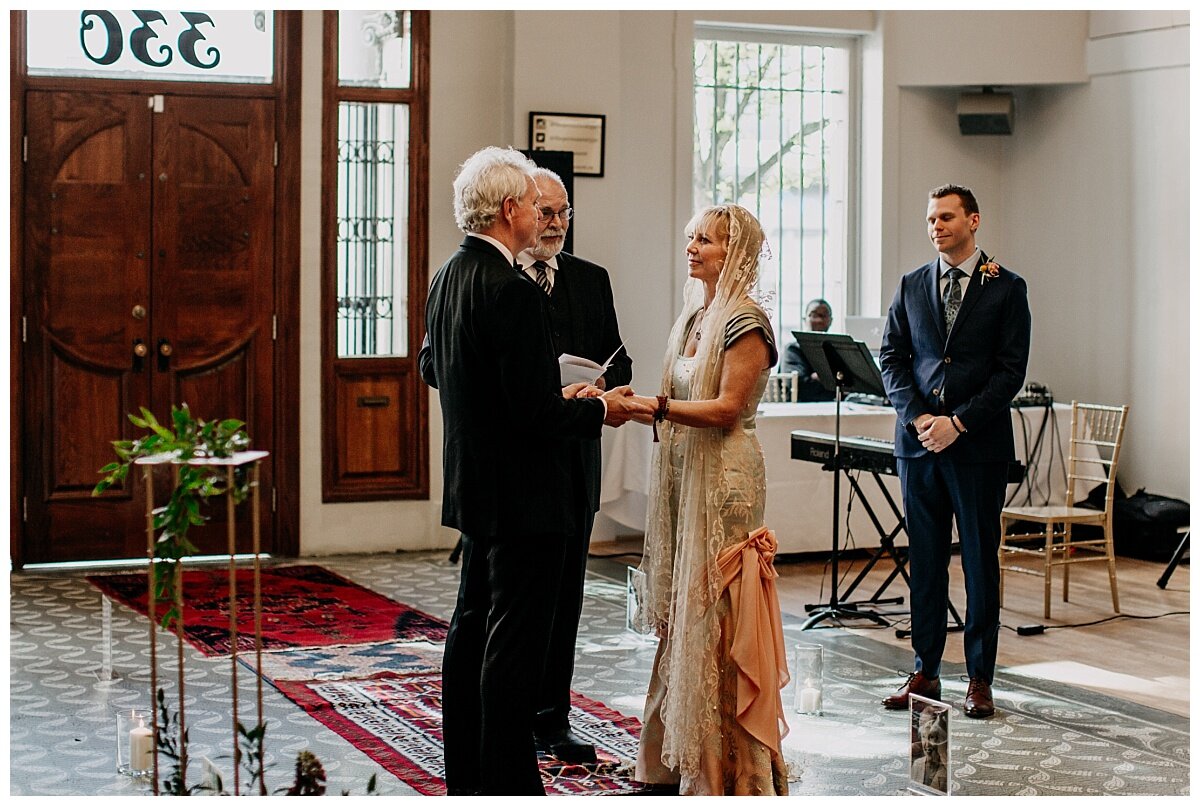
269, 668, 644, 796
87, 565, 448, 657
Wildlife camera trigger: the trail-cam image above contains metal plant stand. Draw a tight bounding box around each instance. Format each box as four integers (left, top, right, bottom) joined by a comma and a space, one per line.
135, 450, 269, 795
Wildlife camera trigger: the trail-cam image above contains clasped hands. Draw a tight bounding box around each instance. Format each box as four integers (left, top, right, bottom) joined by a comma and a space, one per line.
563, 382, 655, 427
916, 414, 960, 453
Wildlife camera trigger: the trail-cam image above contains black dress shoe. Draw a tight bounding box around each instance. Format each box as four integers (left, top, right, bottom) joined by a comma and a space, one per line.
882, 670, 941, 710
964, 677, 995, 718
534, 727, 598, 765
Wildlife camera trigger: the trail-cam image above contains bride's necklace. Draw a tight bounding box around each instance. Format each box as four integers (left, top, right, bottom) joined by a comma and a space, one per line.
693, 307, 705, 341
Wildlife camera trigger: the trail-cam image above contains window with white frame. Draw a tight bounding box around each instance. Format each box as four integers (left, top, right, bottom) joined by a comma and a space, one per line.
693, 27, 859, 358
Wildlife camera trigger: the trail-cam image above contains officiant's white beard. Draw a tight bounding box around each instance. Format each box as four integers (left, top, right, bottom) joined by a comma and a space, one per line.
528, 227, 566, 260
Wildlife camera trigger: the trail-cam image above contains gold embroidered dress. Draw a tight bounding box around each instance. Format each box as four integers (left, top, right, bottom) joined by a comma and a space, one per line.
634, 205, 790, 796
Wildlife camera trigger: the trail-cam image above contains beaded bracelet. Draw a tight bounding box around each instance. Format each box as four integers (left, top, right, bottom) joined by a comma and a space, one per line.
652, 395, 670, 443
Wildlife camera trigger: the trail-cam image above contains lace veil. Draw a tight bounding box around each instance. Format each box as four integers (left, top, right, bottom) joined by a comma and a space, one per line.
634, 204, 766, 778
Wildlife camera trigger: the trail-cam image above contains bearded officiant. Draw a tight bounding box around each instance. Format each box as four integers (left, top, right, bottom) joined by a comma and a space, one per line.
517, 166, 632, 764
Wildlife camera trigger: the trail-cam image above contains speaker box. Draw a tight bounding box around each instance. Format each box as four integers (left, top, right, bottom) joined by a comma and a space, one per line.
957, 91, 1014, 135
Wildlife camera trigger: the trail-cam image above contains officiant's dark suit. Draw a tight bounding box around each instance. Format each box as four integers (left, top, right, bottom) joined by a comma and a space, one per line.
517, 168, 632, 762
879, 184, 1030, 719
420, 147, 646, 795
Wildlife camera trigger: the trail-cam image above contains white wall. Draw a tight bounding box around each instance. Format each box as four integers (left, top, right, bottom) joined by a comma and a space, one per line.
296, 9, 1189, 555
1006, 19, 1189, 499
299, 11, 514, 554
880, 10, 1189, 499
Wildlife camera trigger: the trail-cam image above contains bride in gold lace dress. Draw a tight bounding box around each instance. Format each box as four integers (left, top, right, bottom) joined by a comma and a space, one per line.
630, 204, 790, 795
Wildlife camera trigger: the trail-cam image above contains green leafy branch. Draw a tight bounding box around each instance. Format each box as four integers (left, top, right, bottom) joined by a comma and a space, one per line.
238, 720, 269, 796
155, 687, 196, 796
93, 404, 251, 629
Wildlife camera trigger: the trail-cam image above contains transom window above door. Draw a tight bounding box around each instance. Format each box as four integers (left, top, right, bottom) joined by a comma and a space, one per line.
26, 10, 274, 83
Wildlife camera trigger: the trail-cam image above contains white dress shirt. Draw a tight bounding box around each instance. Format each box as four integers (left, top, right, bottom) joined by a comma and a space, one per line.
518, 252, 558, 292
939, 247, 980, 301
467, 232, 515, 266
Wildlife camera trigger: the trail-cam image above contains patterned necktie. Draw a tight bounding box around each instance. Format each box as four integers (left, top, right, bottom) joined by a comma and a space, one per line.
532, 260, 552, 295
943, 267, 965, 329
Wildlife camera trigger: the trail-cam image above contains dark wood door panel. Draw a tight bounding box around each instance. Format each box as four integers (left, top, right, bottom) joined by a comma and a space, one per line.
152, 95, 276, 557
45, 342, 141, 499
324, 362, 424, 501
22, 90, 277, 563
172, 343, 271, 557
154, 96, 274, 361
27, 90, 151, 373
23, 91, 153, 563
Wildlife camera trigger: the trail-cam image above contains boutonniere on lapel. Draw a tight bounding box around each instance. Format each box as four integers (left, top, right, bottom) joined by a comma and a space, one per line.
978, 258, 1001, 284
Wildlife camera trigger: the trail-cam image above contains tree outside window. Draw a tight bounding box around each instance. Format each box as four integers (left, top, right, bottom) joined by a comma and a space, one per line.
694, 32, 857, 357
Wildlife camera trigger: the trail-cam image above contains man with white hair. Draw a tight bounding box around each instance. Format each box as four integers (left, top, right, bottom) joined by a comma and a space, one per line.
519, 168, 632, 765
421, 147, 648, 795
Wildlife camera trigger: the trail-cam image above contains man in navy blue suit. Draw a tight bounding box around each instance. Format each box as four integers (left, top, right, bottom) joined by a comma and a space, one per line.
879, 184, 1031, 719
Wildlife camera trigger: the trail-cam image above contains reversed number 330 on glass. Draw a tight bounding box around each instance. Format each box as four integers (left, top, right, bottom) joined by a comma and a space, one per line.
79, 10, 222, 69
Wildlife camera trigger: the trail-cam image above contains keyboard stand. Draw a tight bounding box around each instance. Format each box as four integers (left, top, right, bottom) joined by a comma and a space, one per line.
804, 467, 965, 634
836, 470, 908, 608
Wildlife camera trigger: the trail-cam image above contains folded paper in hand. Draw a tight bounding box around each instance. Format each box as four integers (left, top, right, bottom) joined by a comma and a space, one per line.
559, 344, 623, 387
559, 354, 606, 386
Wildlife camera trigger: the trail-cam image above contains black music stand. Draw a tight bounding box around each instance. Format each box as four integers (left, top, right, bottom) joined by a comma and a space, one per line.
794, 332, 891, 630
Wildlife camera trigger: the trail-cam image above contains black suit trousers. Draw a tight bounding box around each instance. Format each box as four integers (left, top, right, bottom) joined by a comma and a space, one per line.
898, 455, 1006, 684
442, 532, 566, 795
535, 507, 597, 730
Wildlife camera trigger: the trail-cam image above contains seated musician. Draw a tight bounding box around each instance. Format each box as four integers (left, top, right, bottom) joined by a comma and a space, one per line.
781, 299, 836, 402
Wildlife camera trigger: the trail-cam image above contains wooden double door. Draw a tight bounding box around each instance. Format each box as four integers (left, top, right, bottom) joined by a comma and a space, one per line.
21, 90, 278, 563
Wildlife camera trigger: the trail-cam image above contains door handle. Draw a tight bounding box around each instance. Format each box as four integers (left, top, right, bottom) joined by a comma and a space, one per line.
157, 338, 173, 371
133, 339, 148, 372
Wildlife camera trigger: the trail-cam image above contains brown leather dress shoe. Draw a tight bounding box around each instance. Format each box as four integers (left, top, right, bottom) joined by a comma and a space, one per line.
964, 677, 995, 718
882, 670, 941, 710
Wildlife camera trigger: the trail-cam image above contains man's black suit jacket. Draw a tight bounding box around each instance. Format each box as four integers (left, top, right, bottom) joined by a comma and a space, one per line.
543, 252, 631, 514
880, 254, 1031, 462
422, 237, 604, 540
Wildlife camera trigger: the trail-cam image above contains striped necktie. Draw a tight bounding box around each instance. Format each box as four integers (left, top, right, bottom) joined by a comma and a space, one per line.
532, 260, 552, 295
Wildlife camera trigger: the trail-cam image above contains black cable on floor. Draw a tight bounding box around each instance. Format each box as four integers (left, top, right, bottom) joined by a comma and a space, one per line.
1001, 610, 1190, 633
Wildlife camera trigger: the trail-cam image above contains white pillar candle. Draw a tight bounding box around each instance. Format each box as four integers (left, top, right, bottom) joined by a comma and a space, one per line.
129, 723, 154, 771
799, 686, 822, 713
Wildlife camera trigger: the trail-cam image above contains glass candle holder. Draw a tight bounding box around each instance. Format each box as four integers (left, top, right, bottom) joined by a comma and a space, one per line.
626, 566, 648, 634
116, 708, 154, 778
792, 644, 824, 715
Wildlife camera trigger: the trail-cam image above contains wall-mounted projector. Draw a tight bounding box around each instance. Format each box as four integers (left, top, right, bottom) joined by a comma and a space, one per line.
957, 89, 1014, 135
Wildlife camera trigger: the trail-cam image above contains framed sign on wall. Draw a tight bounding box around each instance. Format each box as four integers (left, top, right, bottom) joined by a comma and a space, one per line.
529, 111, 605, 177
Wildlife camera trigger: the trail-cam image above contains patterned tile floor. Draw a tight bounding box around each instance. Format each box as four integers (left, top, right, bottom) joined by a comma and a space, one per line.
9, 551, 1190, 796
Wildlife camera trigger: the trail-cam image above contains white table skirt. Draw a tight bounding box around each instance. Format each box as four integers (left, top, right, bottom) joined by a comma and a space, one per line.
598, 402, 1075, 554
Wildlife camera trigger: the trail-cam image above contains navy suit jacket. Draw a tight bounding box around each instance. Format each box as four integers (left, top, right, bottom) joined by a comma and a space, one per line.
879, 253, 1031, 462
421, 237, 604, 539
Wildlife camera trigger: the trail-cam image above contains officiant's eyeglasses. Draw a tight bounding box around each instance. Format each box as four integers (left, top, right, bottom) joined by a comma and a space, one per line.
536, 206, 573, 222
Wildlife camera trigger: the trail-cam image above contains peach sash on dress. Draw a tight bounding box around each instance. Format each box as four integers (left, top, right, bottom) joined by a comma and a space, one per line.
716, 526, 791, 752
